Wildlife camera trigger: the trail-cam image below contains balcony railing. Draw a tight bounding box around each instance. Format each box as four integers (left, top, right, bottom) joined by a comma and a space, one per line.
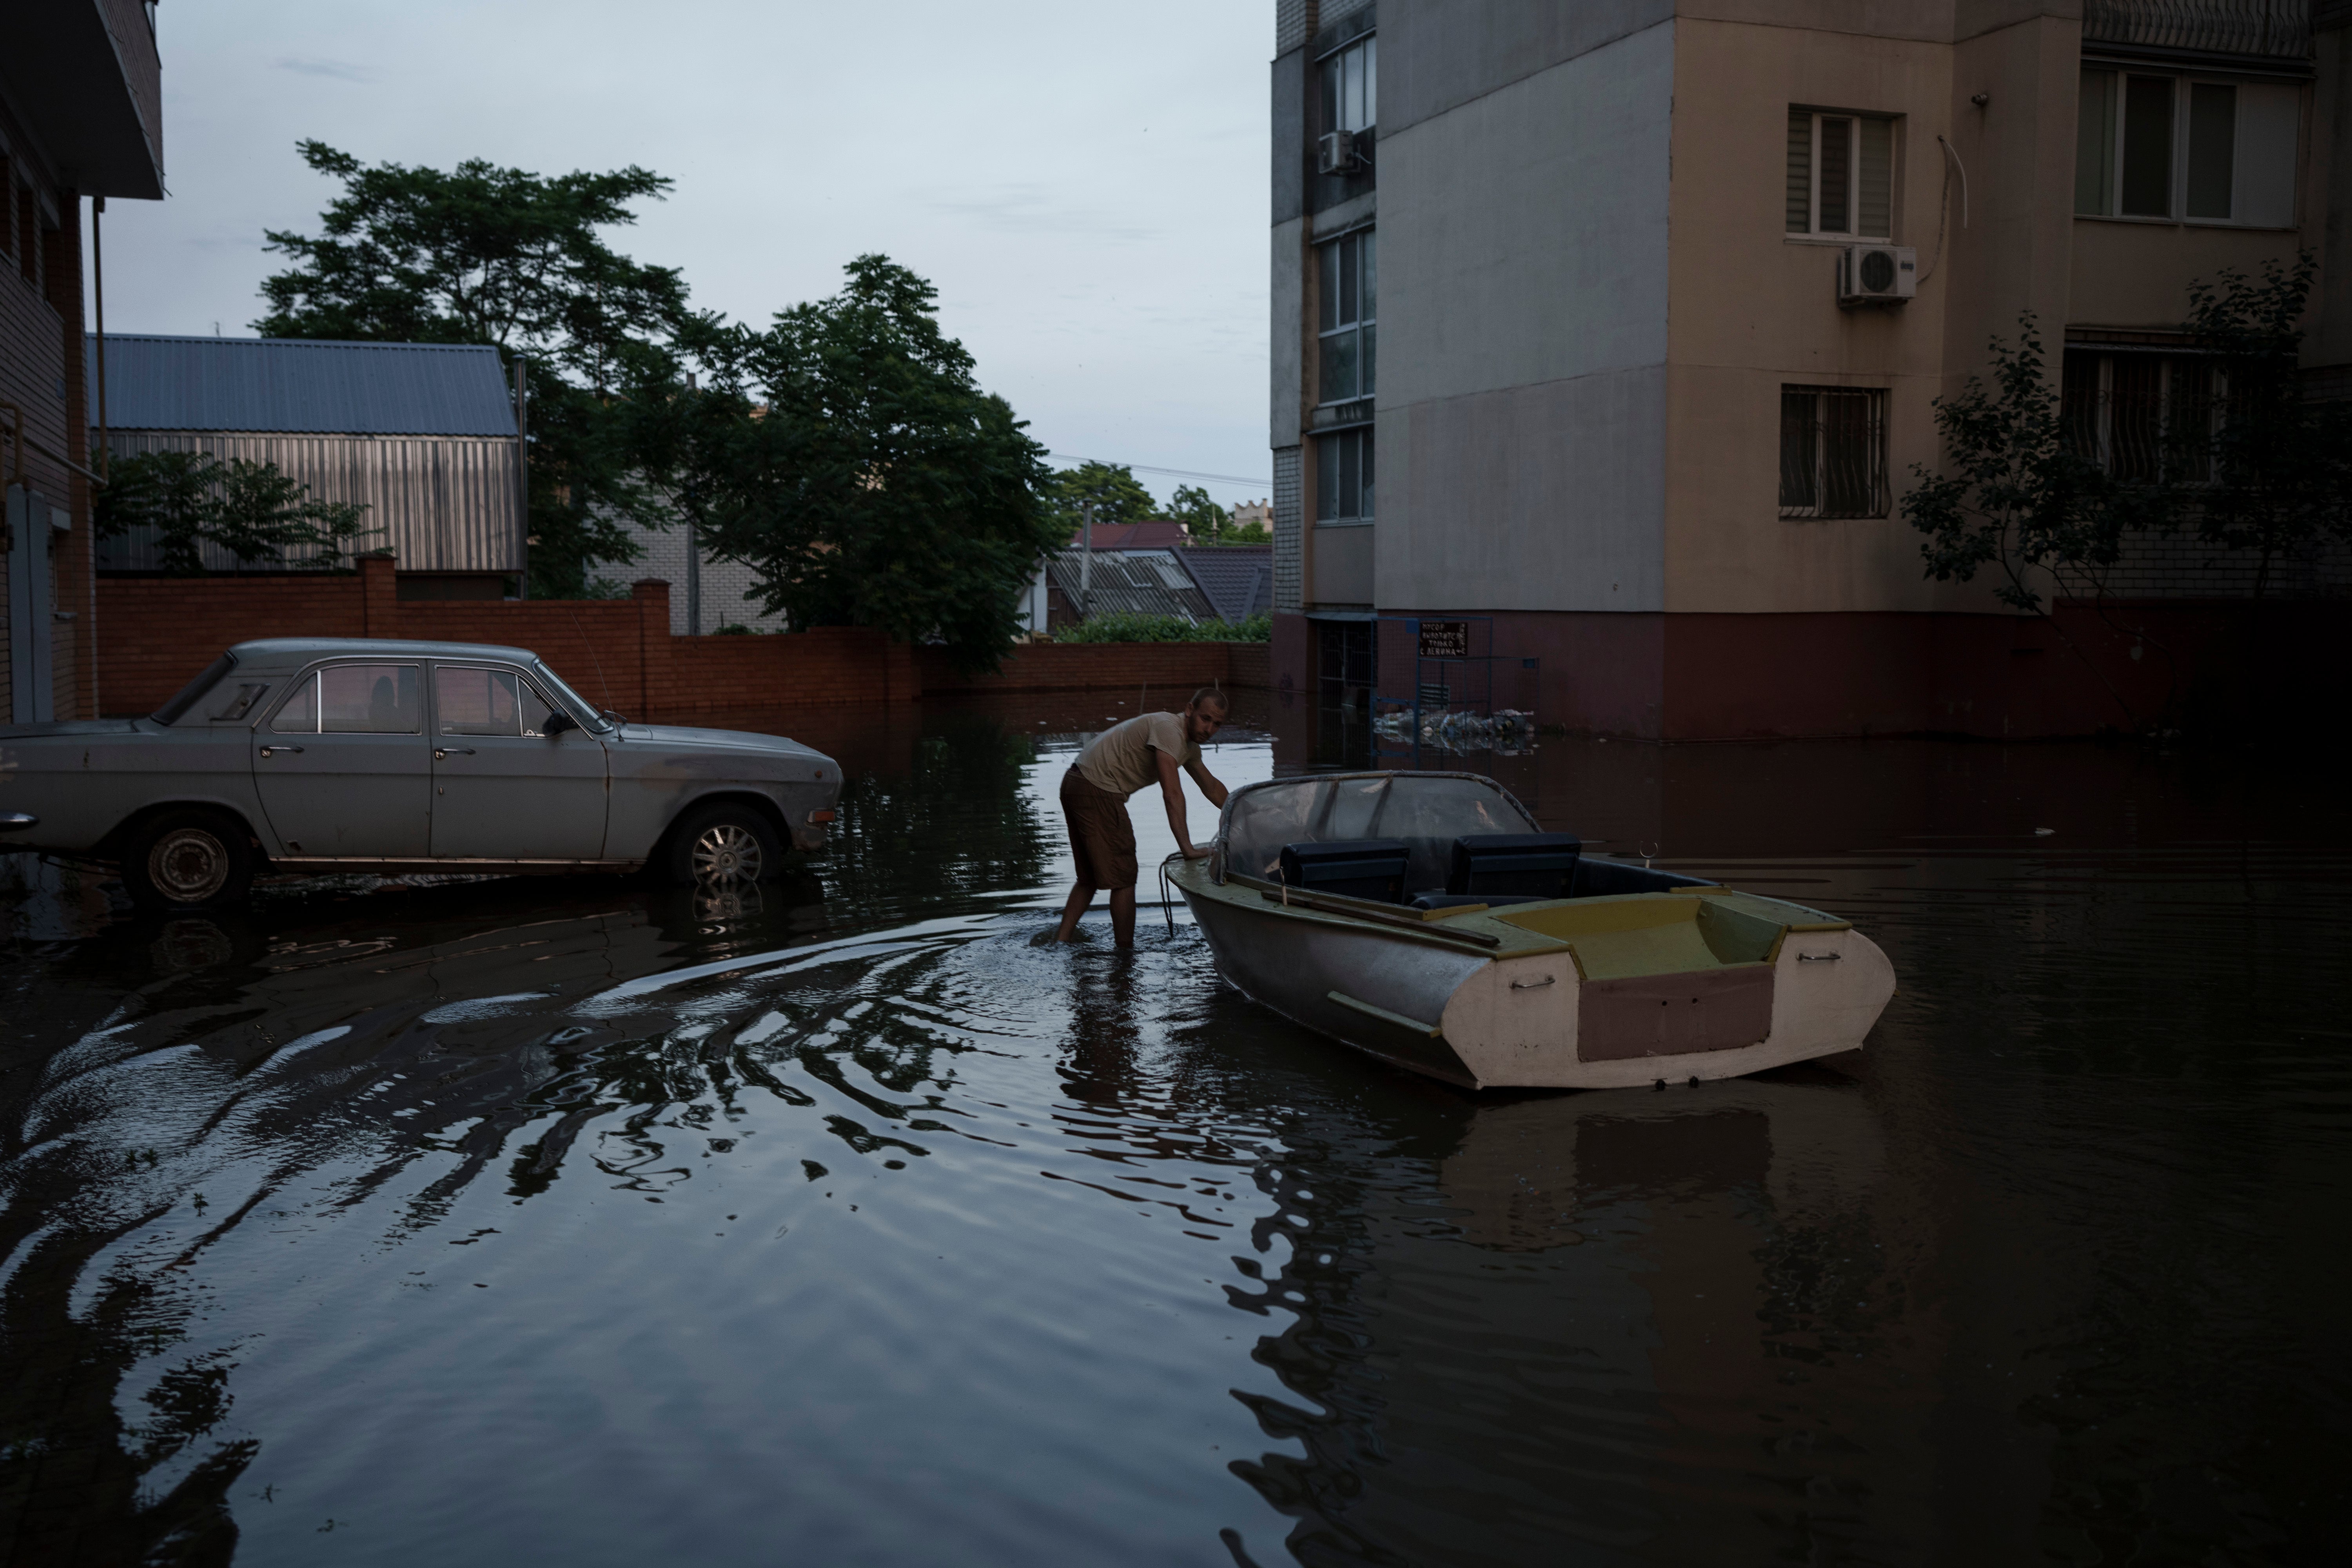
2083, 1, 2313, 60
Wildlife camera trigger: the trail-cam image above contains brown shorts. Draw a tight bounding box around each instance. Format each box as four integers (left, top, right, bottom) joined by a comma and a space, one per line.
1061, 767, 1138, 889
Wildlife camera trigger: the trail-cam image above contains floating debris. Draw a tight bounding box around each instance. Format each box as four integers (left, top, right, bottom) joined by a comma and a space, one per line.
1374, 707, 1540, 754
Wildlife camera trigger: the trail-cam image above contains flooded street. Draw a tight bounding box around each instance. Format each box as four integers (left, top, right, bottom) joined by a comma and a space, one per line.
3, 694, 2346, 1566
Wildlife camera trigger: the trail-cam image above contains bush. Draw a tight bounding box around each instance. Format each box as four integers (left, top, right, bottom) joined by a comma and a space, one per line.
1055, 612, 1270, 644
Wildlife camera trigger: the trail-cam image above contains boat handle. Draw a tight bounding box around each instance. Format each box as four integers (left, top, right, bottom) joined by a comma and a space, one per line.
1797, 952, 1841, 962
1509, 975, 1556, 990
434, 747, 476, 760
258, 744, 305, 757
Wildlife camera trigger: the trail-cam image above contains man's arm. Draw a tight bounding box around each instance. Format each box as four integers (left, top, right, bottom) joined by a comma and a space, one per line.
1157, 749, 1212, 858
1184, 755, 1228, 809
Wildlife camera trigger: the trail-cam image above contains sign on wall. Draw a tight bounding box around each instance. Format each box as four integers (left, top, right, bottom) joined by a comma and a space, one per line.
1417, 621, 1470, 660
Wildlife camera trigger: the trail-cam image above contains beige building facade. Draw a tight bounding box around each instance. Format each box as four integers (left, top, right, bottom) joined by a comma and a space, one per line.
1269, 2, 2349, 738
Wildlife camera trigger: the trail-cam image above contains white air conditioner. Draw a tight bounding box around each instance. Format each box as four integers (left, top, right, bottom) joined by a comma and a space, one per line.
1317, 130, 1357, 175
1838, 244, 1916, 306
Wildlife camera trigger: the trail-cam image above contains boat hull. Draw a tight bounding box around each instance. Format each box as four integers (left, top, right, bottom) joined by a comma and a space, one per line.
1174, 862, 1896, 1091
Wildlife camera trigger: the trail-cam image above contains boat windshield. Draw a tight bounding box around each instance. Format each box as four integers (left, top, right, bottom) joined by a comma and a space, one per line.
1216, 772, 1540, 893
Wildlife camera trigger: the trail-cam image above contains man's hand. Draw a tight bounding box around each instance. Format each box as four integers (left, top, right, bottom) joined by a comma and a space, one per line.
1183, 845, 1212, 860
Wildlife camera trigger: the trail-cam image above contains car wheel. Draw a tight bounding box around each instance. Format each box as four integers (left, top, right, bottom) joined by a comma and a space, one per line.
123, 809, 256, 911
664, 802, 783, 887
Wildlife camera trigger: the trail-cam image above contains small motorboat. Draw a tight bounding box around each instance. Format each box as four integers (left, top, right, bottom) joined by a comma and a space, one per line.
1170, 771, 1896, 1091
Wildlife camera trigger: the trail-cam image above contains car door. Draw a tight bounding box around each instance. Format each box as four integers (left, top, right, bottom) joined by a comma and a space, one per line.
427, 662, 610, 860
252, 661, 432, 857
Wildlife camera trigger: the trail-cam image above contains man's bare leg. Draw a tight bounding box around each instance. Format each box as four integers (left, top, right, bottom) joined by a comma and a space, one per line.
1055, 882, 1098, 943
1109, 886, 1138, 948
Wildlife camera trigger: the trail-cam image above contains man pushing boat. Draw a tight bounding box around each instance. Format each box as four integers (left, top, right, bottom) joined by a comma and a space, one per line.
1053, 688, 1231, 947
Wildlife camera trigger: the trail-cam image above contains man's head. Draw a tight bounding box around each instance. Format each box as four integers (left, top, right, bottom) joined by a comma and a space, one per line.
1184, 687, 1230, 742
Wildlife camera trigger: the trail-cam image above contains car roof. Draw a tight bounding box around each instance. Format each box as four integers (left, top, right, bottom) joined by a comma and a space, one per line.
225, 637, 545, 671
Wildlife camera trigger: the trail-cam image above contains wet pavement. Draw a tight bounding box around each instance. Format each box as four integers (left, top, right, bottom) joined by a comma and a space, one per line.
2, 692, 2347, 1566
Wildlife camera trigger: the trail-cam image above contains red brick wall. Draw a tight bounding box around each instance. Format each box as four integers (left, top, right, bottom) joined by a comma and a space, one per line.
95, 559, 1269, 717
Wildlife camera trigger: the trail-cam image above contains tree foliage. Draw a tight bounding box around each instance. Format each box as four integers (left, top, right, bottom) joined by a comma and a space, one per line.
1046, 461, 1155, 530
1167, 483, 1228, 538
2184, 252, 2352, 597
94, 450, 378, 575
1900, 314, 2166, 613
654, 256, 1062, 672
253, 140, 689, 596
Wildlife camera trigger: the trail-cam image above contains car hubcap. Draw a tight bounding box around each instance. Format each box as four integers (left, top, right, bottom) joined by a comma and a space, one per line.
691, 824, 762, 884
151, 828, 231, 901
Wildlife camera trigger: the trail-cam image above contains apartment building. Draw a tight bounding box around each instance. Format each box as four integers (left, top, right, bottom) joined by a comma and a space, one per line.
1, 2, 163, 722
1270, 2, 2348, 738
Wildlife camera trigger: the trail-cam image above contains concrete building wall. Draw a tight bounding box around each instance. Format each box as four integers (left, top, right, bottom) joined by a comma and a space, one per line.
1376, 17, 1676, 614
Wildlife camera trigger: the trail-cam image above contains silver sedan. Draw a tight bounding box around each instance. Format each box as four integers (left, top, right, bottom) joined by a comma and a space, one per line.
0, 637, 842, 910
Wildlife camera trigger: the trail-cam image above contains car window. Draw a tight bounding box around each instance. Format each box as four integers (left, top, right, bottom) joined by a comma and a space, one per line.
155, 653, 236, 724
436, 666, 522, 737
531, 663, 613, 732
319, 664, 423, 735
519, 680, 562, 738
271, 674, 319, 734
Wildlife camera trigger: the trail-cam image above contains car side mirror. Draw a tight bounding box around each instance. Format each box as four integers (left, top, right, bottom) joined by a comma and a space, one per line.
543, 710, 578, 736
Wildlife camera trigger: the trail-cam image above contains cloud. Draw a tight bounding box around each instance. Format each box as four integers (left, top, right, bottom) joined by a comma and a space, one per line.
919, 184, 1158, 244
272, 56, 379, 83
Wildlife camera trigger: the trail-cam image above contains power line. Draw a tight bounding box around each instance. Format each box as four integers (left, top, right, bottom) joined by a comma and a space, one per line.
1048, 453, 1270, 490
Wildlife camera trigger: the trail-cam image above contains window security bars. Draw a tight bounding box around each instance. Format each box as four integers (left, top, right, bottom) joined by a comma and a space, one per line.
1779, 387, 1887, 519
1318, 229, 1376, 404
2082, 1, 2311, 60
1786, 109, 1895, 239
2061, 350, 2219, 484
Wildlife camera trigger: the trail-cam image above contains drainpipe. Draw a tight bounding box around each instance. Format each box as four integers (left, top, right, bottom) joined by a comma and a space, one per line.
514, 354, 530, 599
684, 371, 701, 635
91, 196, 106, 479
1080, 501, 1093, 619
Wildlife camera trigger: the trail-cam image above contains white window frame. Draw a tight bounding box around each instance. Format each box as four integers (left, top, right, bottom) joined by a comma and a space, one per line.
1787, 110, 1896, 241
1319, 33, 1377, 136
2075, 69, 2300, 227
1316, 226, 1375, 408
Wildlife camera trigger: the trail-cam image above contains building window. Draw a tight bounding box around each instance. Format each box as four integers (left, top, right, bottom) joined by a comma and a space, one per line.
2061, 350, 2217, 484
1318, 229, 1375, 403
1786, 109, 1894, 239
1317, 426, 1373, 523
1779, 387, 1887, 519
2075, 70, 2298, 225
1320, 33, 1376, 135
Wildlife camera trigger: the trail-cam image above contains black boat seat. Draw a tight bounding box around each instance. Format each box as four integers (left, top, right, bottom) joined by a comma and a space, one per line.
1408, 891, 1553, 911
1279, 838, 1409, 904
1449, 832, 1581, 898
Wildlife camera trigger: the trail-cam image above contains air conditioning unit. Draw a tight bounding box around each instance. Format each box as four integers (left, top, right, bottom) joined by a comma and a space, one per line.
1838, 244, 1916, 307
1318, 130, 1357, 174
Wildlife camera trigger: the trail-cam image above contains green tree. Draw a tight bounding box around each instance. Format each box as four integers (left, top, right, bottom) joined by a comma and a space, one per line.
1047, 461, 1155, 531
253, 140, 689, 597
2183, 251, 2352, 597
94, 449, 378, 574
1902, 313, 2169, 615
1168, 483, 1228, 539
659, 256, 1062, 672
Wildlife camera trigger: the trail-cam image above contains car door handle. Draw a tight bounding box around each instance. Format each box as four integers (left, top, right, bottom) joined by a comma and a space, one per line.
434, 747, 476, 760
258, 744, 305, 757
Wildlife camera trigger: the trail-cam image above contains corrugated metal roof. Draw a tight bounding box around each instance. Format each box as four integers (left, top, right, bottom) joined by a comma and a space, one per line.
1044, 548, 1219, 622
85, 333, 520, 436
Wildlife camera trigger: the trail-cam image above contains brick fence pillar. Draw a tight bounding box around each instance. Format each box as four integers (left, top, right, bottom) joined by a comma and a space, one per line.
359, 552, 399, 636
633, 579, 673, 716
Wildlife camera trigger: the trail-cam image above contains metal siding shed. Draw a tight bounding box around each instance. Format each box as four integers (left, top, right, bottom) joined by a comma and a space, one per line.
86, 334, 519, 435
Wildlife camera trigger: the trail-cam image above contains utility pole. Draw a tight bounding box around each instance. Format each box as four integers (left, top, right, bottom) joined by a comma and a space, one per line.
684, 371, 701, 635
513, 355, 530, 599
91, 196, 106, 480
1080, 501, 1093, 620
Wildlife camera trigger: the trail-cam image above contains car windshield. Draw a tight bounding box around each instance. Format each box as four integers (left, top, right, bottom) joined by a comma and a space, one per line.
1216, 771, 1541, 891
532, 663, 614, 732
152, 652, 236, 725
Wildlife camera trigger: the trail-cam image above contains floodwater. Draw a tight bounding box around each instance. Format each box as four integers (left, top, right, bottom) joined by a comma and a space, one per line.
2, 691, 2346, 1566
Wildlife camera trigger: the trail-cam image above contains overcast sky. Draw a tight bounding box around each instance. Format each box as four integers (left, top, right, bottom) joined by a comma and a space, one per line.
85, 0, 1273, 505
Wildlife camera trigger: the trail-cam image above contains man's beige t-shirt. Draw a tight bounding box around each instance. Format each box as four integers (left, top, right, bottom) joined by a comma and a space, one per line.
1075, 712, 1214, 798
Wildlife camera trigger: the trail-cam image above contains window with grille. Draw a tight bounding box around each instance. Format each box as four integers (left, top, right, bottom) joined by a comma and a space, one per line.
2074, 69, 2298, 225
1317, 426, 1373, 523
1786, 109, 1895, 239
1779, 387, 1887, 519
2060, 350, 2218, 483
1318, 229, 1375, 404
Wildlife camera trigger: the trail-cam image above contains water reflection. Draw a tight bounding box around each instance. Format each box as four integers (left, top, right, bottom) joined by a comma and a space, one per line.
0, 699, 2345, 1566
